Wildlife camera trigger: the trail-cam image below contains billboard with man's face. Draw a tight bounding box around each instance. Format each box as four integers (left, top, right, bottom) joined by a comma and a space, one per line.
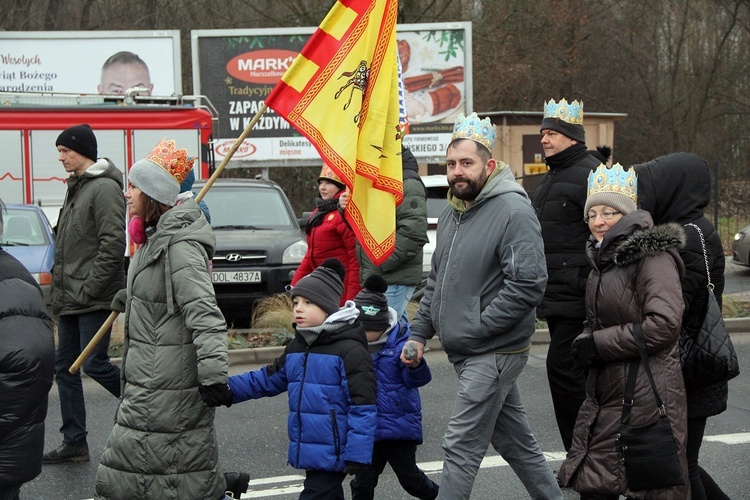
0, 31, 182, 95
191, 22, 472, 165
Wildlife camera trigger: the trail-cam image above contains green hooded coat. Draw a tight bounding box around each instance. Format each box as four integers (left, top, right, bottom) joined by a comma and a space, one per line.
95, 200, 228, 500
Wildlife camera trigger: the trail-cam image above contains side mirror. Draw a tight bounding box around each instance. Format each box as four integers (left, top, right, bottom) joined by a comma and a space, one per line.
298, 211, 312, 227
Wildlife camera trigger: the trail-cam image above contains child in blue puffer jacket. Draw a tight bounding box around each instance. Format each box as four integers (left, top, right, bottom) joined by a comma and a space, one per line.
201, 258, 377, 500
349, 275, 439, 500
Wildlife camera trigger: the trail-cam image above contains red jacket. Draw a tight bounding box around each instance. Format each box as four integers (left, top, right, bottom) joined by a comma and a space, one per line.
292, 197, 361, 304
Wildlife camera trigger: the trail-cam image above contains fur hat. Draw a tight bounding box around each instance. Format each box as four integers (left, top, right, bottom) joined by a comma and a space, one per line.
129, 139, 195, 206
354, 275, 390, 332
56, 124, 98, 161
290, 258, 346, 315
585, 163, 638, 216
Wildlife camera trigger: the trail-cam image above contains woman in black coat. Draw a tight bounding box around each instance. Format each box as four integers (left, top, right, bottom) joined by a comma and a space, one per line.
634, 153, 730, 500
0, 204, 55, 500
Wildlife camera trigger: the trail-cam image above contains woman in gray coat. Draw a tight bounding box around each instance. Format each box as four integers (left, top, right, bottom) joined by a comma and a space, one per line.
558, 164, 689, 499
95, 140, 230, 500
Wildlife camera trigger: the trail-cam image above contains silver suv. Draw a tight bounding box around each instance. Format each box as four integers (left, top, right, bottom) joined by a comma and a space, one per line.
193, 178, 307, 321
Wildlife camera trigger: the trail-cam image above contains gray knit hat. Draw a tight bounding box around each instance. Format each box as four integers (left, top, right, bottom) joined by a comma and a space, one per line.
129, 158, 180, 206
584, 163, 638, 216
584, 191, 637, 217
290, 258, 345, 315
128, 139, 194, 206
354, 275, 390, 332
56, 124, 98, 161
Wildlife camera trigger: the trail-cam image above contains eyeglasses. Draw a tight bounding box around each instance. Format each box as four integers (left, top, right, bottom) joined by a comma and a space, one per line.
584, 210, 621, 223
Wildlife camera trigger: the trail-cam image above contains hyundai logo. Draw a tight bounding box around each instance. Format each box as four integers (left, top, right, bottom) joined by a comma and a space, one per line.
226, 253, 242, 262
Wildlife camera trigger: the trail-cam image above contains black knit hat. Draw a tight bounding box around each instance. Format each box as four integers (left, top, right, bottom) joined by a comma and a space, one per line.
290, 258, 345, 315
56, 124, 98, 161
540, 117, 585, 143
354, 275, 390, 332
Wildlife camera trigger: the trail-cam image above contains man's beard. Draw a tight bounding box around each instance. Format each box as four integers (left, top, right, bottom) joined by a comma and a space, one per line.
449, 171, 487, 201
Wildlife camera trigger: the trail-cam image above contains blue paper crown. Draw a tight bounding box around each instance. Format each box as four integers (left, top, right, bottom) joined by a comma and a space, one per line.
544, 98, 584, 125
587, 163, 637, 202
451, 112, 496, 152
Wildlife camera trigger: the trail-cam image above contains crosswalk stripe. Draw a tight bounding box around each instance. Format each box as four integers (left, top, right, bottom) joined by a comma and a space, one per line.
704, 432, 750, 444
82, 432, 750, 499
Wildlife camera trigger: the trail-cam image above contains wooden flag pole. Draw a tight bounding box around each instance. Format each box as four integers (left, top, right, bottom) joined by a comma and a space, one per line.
68, 312, 118, 374
195, 103, 268, 203
69, 104, 270, 375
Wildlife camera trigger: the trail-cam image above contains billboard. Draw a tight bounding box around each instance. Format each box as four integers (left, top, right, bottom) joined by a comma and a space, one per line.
191, 22, 471, 165
0, 31, 182, 95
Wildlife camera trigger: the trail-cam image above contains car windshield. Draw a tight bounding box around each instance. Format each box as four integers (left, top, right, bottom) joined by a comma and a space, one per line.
198, 186, 297, 230
1, 208, 49, 246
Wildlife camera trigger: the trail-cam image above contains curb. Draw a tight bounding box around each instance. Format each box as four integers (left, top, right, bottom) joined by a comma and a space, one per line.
105, 317, 750, 369
226, 317, 750, 366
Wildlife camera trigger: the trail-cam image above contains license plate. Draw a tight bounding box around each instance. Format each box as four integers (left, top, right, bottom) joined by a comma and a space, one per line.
212, 271, 261, 283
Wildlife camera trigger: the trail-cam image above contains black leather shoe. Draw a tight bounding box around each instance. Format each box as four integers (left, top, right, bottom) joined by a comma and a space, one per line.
224, 471, 250, 498
42, 441, 90, 463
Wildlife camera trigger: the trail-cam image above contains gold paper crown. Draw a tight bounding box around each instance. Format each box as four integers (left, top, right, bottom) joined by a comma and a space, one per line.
451, 112, 496, 152
544, 98, 584, 125
145, 138, 195, 185
587, 163, 637, 202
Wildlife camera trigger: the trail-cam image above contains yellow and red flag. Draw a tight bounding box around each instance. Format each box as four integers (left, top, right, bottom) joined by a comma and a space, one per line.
265, 0, 403, 265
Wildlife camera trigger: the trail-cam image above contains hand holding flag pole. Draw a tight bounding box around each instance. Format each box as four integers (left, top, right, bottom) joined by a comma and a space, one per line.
69, 104, 271, 375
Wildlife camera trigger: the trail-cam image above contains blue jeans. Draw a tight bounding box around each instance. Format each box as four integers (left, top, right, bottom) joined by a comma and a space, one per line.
55, 310, 121, 444
384, 284, 416, 323
437, 351, 562, 500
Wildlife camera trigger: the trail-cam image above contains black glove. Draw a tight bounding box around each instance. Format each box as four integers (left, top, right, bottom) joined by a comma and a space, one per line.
344, 461, 370, 476
110, 288, 127, 313
571, 331, 598, 370
199, 383, 233, 408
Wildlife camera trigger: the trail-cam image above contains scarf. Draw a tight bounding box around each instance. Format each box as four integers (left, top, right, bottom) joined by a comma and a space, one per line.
306, 197, 341, 234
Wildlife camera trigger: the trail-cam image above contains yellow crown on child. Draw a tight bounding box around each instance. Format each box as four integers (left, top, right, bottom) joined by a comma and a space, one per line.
544, 98, 584, 125
587, 163, 637, 202
451, 112, 496, 152
145, 138, 195, 185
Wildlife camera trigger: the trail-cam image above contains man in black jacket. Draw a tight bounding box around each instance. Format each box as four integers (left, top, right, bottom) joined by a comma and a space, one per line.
0, 199, 55, 500
531, 99, 600, 453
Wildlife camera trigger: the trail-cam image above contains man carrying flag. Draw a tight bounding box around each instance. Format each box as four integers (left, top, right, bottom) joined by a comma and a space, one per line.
265, 0, 403, 266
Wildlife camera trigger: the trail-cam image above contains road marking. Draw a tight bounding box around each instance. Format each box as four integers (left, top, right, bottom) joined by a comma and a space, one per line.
704, 432, 750, 444
81, 433, 749, 499
240, 451, 565, 497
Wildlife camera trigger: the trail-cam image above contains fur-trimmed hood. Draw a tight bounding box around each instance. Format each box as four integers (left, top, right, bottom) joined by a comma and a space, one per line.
613, 221, 686, 266
587, 210, 686, 272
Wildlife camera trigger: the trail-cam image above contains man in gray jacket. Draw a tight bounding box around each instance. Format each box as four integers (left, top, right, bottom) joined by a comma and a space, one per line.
43, 124, 125, 464
403, 113, 561, 499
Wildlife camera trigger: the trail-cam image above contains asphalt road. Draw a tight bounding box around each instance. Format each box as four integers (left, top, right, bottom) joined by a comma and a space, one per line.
24, 332, 750, 499
725, 256, 750, 296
